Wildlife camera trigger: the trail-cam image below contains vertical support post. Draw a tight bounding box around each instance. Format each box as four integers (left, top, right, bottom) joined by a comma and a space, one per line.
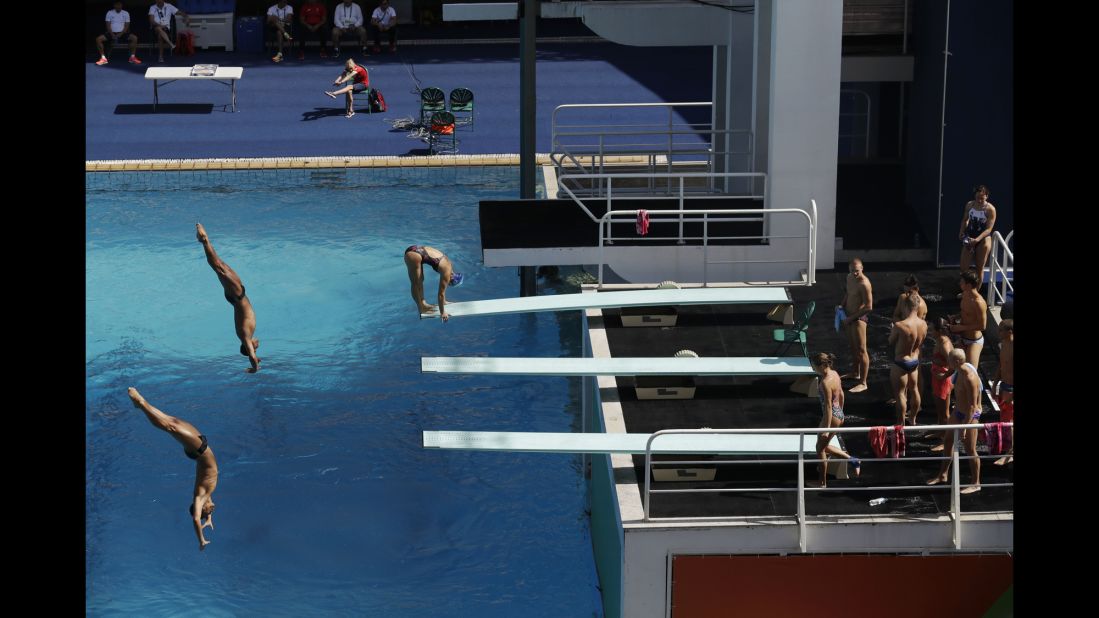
677, 177, 685, 244
518, 0, 537, 298
951, 428, 962, 549
797, 432, 806, 553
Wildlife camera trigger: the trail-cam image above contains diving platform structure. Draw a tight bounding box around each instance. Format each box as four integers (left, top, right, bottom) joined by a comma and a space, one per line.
420, 286, 791, 319
418, 281, 1013, 617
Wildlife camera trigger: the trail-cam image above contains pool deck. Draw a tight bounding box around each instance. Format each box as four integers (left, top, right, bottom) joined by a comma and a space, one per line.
85, 42, 712, 163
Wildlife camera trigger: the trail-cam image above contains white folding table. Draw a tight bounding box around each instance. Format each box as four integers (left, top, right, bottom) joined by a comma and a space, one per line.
144, 66, 244, 112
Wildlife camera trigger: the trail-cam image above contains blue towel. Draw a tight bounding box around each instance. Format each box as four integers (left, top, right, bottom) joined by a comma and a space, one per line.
834, 307, 846, 332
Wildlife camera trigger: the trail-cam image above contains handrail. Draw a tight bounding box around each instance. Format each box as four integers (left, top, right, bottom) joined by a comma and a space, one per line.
551, 102, 752, 182
557, 171, 767, 223
596, 207, 814, 288
642, 424, 1013, 550
985, 230, 1014, 308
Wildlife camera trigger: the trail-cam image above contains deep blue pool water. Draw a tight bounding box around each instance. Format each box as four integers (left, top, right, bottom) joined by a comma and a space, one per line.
86, 167, 603, 616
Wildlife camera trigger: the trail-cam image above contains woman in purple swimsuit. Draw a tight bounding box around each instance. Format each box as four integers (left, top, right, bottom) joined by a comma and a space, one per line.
404, 245, 464, 322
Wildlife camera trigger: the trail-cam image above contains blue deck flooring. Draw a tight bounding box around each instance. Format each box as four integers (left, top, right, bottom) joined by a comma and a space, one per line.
86, 42, 713, 160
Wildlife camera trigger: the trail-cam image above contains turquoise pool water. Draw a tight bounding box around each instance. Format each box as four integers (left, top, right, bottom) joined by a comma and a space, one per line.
86, 167, 602, 616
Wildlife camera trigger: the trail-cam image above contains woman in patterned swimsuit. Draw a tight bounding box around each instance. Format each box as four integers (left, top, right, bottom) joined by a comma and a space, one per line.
811, 352, 861, 488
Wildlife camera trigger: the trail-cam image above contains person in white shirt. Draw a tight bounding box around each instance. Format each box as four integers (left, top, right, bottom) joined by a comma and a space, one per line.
330, 0, 367, 58
267, 1, 295, 63
96, 1, 141, 65
148, 0, 189, 63
369, 0, 398, 53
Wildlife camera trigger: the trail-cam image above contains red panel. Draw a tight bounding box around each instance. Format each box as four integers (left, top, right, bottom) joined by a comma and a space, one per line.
671, 554, 1012, 618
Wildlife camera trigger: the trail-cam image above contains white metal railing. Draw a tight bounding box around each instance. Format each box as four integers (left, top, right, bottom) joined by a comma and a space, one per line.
555, 170, 813, 287
985, 230, 1014, 308
642, 423, 1013, 551
595, 206, 816, 288
557, 171, 767, 223
550, 102, 754, 186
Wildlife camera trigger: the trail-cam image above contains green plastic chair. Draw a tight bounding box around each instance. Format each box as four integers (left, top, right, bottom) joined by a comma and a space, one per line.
773, 301, 815, 356
428, 111, 457, 154
419, 87, 446, 126
449, 87, 474, 130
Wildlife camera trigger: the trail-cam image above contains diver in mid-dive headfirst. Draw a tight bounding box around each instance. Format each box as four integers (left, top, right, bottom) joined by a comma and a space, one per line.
128, 387, 218, 551
196, 223, 260, 372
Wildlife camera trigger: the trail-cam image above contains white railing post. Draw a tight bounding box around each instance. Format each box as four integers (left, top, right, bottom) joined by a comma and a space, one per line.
702, 215, 709, 287
797, 433, 806, 553
951, 428, 962, 549
678, 177, 686, 244
598, 218, 605, 289
985, 244, 998, 307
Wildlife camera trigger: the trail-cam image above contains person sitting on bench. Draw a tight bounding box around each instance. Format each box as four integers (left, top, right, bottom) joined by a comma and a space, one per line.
96, 1, 141, 65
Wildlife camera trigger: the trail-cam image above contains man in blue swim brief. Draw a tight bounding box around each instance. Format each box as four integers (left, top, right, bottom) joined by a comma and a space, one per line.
889, 294, 927, 425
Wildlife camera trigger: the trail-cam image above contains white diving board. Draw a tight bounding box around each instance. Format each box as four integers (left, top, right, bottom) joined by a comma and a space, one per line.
421, 356, 815, 376
420, 287, 791, 319
423, 431, 839, 454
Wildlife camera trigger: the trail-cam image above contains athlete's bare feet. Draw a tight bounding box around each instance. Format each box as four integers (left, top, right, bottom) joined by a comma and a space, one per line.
127, 387, 146, 408
930, 443, 945, 453
926, 475, 947, 486
993, 454, 1013, 466
960, 485, 981, 494
840, 372, 858, 380
419, 304, 438, 314
196, 223, 209, 243
848, 383, 869, 393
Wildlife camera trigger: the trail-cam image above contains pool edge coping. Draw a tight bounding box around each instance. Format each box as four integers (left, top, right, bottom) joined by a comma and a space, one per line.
85, 154, 651, 172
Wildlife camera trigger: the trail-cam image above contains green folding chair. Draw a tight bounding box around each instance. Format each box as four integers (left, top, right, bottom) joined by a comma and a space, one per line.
419, 87, 446, 126
428, 111, 457, 154
773, 301, 815, 356
449, 87, 474, 130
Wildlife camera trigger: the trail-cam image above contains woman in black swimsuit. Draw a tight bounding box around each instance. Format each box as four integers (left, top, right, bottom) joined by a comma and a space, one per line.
404, 245, 464, 322
957, 185, 997, 289
197, 223, 260, 372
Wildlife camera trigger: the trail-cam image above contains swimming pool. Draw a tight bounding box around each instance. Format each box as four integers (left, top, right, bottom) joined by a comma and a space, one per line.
86, 167, 603, 616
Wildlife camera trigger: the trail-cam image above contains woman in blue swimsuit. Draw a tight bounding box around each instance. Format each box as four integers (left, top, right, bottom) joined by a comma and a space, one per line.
810, 352, 861, 488
404, 245, 464, 321
957, 185, 998, 289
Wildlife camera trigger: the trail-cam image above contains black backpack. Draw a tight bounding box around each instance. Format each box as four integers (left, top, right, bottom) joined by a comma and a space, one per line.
369, 88, 387, 113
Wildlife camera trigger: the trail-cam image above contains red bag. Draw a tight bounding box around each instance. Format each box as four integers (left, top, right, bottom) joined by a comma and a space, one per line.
176, 31, 196, 56
369, 88, 387, 113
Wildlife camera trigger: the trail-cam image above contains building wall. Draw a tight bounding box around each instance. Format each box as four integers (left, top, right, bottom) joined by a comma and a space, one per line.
619, 518, 1013, 617
764, 0, 844, 270
670, 554, 1013, 617
906, 0, 1013, 264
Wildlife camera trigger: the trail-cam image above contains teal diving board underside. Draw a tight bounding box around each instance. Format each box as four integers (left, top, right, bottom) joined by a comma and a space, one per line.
422, 431, 839, 454
421, 356, 815, 376
420, 287, 791, 319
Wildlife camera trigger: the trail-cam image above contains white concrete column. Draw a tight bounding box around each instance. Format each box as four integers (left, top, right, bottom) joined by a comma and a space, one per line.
766, 0, 843, 270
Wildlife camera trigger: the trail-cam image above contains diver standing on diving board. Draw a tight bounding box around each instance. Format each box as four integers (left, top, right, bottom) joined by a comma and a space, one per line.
403, 244, 463, 322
